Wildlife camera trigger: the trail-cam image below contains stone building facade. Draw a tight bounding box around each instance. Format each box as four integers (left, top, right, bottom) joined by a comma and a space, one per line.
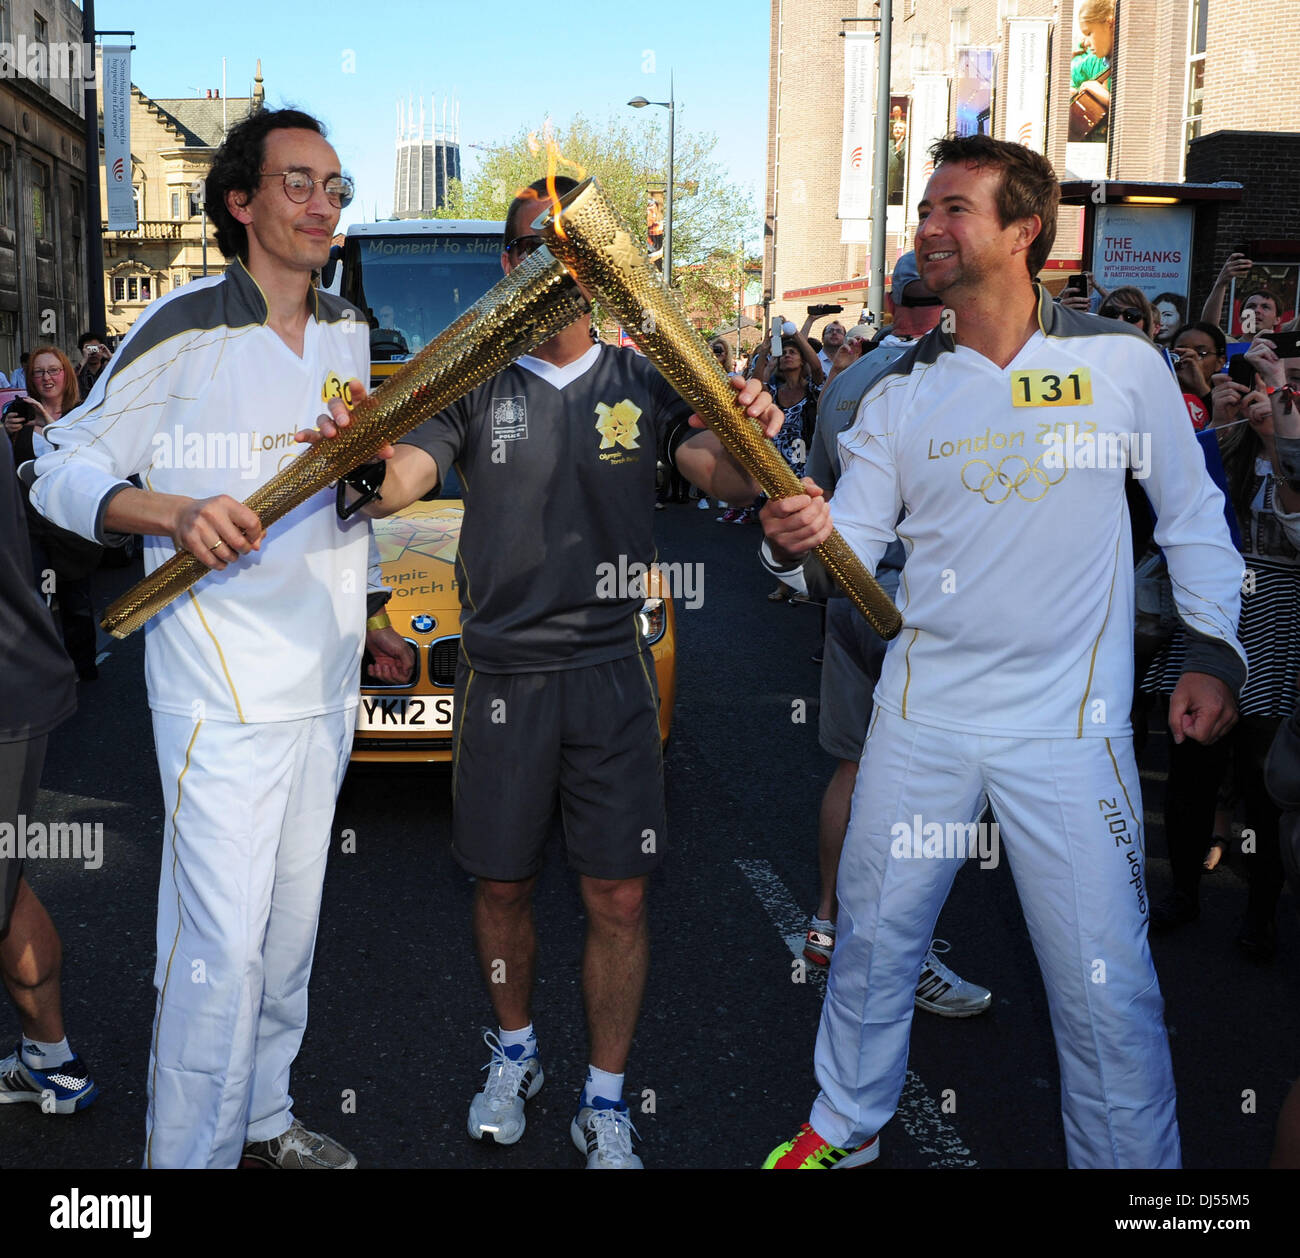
0, 0, 90, 375
98, 63, 264, 340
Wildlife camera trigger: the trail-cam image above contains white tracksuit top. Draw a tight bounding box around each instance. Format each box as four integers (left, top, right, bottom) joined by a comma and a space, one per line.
30, 262, 372, 724
830, 288, 1246, 739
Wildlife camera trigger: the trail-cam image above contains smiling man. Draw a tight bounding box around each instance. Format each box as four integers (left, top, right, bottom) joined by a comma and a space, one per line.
759, 135, 1246, 1170
28, 109, 370, 1168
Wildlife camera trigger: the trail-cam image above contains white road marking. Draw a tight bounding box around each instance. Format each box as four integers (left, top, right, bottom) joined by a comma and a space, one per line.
735, 857, 978, 1168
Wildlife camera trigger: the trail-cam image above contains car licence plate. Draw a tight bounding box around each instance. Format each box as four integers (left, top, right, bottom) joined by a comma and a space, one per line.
356, 695, 454, 733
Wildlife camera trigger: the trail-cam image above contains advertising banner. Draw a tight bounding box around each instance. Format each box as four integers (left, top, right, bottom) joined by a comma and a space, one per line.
954, 47, 996, 137
1005, 18, 1051, 152
103, 44, 136, 231
905, 73, 950, 221
1093, 203, 1194, 305
838, 31, 875, 221
1064, 0, 1115, 180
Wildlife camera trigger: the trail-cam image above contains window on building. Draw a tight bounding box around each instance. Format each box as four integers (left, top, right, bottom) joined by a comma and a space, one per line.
0, 145, 10, 229
140, 277, 152, 301
172, 271, 185, 289
127, 277, 138, 302
171, 192, 181, 219
112, 277, 124, 302
30, 161, 51, 241
1181, 0, 1208, 178
33, 13, 47, 89
0, 311, 15, 381
0, 4, 11, 48
188, 191, 202, 218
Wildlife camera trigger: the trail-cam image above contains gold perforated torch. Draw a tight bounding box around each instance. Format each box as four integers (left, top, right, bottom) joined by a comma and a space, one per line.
100, 247, 589, 638
536, 178, 901, 638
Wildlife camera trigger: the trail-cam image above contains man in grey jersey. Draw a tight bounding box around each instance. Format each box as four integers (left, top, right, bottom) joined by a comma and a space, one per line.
323, 176, 784, 1168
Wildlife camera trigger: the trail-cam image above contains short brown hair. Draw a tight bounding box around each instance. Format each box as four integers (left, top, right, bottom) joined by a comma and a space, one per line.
29, 345, 80, 414
928, 134, 1059, 279
504, 175, 580, 246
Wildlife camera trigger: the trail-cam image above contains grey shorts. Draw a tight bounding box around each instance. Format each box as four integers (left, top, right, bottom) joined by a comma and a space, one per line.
451, 652, 666, 881
818, 570, 900, 763
0, 735, 47, 935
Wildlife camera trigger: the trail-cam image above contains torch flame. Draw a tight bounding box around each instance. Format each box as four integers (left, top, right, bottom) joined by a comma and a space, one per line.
520, 120, 585, 240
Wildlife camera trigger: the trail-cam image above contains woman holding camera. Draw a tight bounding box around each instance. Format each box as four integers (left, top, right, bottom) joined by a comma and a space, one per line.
4, 346, 99, 680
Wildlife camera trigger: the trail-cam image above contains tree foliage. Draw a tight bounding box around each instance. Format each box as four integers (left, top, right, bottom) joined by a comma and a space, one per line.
432, 113, 756, 334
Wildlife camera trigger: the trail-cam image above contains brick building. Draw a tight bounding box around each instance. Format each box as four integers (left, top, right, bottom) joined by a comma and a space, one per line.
98, 63, 264, 340
764, 0, 1300, 330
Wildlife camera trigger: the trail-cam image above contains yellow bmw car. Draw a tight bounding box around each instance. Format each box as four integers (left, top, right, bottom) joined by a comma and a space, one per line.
350, 496, 677, 764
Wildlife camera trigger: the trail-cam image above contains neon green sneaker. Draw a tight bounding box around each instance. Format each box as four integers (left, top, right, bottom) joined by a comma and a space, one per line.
762, 1122, 879, 1169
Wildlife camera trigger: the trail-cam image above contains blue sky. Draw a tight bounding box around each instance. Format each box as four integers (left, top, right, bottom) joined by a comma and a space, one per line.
98, 0, 769, 237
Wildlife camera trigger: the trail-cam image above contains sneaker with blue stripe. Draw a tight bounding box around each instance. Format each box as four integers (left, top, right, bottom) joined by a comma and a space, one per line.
571, 1095, 643, 1169
0, 1043, 98, 1114
468, 1031, 544, 1145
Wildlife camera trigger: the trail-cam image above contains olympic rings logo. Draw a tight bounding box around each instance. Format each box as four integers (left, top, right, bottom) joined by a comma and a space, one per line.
960, 454, 1068, 504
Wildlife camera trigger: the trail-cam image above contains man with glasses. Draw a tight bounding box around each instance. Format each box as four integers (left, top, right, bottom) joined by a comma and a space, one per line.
28, 109, 367, 1169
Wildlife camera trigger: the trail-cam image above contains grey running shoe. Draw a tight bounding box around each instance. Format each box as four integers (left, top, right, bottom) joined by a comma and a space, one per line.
468, 1031, 544, 1145
571, 1098, 643, 1169
915, 939, 992, 1017
241, 1119, 357, 1168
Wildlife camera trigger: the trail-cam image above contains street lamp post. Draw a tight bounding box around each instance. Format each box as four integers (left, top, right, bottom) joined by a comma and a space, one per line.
628, 74, 675, 287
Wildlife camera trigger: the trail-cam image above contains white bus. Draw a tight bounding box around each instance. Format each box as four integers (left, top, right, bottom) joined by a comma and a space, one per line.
331, 218, 505, 386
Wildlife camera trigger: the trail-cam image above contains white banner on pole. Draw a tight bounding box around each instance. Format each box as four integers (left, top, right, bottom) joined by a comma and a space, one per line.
837, 31, 875, 221
906, 73, 950, 223
1004, 18, 1051, 152
103, 44, 135, 231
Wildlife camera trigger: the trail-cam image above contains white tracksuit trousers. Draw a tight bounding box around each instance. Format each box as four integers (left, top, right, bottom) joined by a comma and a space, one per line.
810, 707, 1180, 1168
144, 711, 352, 1168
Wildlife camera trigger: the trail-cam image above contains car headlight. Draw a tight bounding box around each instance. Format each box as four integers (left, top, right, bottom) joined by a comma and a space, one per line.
638, 597, 666, 646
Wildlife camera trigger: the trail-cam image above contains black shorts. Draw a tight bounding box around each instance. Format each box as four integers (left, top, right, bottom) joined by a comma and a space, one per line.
451, 652, 666, 881
0, 736, 47, 935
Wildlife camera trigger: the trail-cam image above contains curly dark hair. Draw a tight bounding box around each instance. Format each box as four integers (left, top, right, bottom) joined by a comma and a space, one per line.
927, 134, 1060, 280
205, 108, 326, 260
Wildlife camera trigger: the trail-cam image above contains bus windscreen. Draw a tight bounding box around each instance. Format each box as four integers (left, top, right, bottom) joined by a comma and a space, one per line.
344, 234, 503, 359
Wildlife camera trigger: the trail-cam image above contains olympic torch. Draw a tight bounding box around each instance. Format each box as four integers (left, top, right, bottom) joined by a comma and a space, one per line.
536, 178, 902, 639
99, 247, 589, 639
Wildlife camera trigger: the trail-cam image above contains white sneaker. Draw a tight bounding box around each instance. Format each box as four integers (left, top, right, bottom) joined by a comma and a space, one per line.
571, 1098, 643, 1169
467, 1031, 544, 1145
915, 939, 992, 1017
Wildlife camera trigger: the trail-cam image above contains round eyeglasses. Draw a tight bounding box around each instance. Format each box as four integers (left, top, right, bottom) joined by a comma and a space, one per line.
262, 170, 354, 209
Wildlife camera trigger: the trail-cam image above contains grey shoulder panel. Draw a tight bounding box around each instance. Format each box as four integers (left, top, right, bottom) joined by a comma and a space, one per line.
99, 265, 265, 386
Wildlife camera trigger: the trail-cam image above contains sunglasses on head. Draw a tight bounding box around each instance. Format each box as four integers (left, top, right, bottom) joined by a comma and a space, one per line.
1099, 306, 1144, 326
